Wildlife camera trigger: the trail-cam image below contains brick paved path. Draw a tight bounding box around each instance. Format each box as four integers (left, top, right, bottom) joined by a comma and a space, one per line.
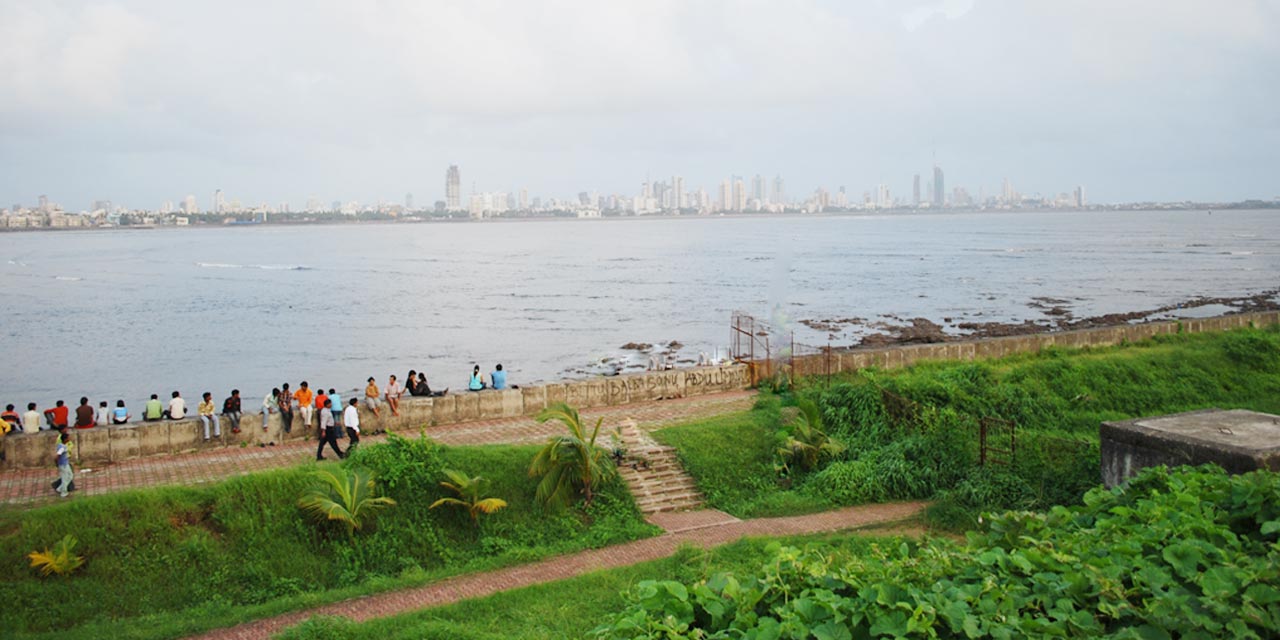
192, 501, 928, 640
0, 391, 756, 507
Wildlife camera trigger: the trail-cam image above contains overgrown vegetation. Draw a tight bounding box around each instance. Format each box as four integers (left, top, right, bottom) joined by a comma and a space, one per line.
530, 402, 618, 508
270, 525, 922, 640
0, 433, 656, 640
655, 326, 1280, 525
596, 465, 1280, 639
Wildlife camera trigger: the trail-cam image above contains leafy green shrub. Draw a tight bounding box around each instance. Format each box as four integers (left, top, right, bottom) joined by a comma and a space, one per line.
596, 466, 1280, 639
776, 400, 845, 474
803, 459, 884, 504
531, 403, 618, 508
343, 431, 445, 494
1222, 329, 1280, 371
274, 615, 358, 640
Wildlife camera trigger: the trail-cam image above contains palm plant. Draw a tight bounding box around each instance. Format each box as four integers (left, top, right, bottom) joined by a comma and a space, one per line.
777, 399, 846, 472
529, 402, 618, 508
297, 465, 396, 537
28, 534, 85, 577
429, 469, 509, 522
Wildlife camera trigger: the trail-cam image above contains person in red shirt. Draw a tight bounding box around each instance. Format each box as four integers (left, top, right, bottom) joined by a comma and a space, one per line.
314, 388, 328, 436
43, 400, 69, 430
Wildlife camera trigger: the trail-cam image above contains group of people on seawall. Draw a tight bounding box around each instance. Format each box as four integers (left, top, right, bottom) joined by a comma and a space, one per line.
0, 364, 516, 439
1, 364, 514, 498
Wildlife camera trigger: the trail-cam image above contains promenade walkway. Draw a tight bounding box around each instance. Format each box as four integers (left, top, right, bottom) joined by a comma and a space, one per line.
193, 501, 929, 640
0, 390, 756, 507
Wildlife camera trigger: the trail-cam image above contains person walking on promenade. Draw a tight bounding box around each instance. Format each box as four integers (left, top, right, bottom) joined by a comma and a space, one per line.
315, 399, 343, 460
278, 383, 294, 434
43, 400, 69, 430
223, 389, 242, 434
143, 394, 164, 422
74, 397, 95, 429
343, 398, 361, 451
363, 377, 381, 417
53, 431, 74, 498
112, 400, 131, 424
294, 382, 314, 432
166, 391, 186, 420
328, 389, 343, 439
468, 365, 486, 392
385, 375, 402, 417
491, 364, 507, 390
96, 401, 110, 426
262, 388, 278, 431
198, 392, 219, 440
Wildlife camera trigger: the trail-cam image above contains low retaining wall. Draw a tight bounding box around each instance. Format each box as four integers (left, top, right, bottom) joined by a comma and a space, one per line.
780, 310, 1280, 381
1, 364, 751, 470
4, 311, 1276, 470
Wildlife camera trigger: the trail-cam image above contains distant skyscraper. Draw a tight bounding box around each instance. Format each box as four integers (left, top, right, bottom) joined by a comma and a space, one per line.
183, 195, 197, 214
405, 193, 414, 210
445, 165, 461, 211
932, 165, 945, 207
214, 189, 225, 214
1002, 178, 1014, 204
772, 175, 785, 205
672, 176, 685, 209
912, 174, 921, 207
732, 177, 746, 212
719, 180, 732, 212
751, 174, 766, 204
519, 188, 529, 210
1074, 185, 1085, 208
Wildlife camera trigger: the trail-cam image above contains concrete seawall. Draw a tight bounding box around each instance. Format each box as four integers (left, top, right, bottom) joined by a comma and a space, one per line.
4, 311, 1277, 470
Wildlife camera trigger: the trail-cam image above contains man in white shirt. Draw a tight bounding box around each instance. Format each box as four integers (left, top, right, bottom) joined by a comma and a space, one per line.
166, 391, 187, 420
22, 403, 42, 434
343, 398, 361, 450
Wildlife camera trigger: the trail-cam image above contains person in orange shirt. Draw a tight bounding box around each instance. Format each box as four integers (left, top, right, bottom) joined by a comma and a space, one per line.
293, 382, 314, 430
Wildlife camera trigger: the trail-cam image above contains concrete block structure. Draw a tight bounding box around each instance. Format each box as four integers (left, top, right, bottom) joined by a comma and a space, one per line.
1101, 409, 1280, 487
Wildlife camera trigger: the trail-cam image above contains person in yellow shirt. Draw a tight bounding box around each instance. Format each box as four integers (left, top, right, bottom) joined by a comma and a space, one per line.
363, 377, 381, 417
197, 392, 219, 440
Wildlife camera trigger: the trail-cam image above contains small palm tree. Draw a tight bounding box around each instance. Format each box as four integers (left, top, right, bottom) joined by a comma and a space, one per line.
777, 399, 846, 472
429, 469, 509, 522
298, 466, 396, 537
529, 402, 618, 508
28, 534, 85, 577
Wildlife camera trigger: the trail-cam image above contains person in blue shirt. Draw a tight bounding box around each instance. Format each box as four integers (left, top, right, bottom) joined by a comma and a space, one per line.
491, 364, 507, 390
112, 399, 131, 424
328, 389, 344, 439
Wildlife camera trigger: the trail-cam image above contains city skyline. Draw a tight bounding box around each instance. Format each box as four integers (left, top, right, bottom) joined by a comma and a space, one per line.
1, 2, 1277, 207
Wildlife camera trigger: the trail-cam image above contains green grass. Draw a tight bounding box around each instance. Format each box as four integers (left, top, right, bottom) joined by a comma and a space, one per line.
0, 436, 658, 640
654, 326, 1280, 525
270, 524, 926, 640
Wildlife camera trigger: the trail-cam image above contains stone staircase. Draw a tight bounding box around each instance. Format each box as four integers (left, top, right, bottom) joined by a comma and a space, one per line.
614, 419, 705, 515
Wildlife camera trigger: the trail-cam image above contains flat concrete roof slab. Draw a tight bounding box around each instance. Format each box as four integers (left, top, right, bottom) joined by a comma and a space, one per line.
1105, 409, 1280, 457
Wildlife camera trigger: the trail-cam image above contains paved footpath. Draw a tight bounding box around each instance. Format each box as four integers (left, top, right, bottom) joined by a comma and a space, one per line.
1, 390, 756, 507
193, 501, 928, 640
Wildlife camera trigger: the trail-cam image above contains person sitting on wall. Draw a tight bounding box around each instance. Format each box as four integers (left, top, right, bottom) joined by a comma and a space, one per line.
1, 404, 19, 434
406, 370, 424, 396
166, 391, 186, 420
43, 400, 69, 430
143, 394, 164, 422
23, 403, 43, 433
112, 400, 131, 425
96, 401, 110, 426
73, 397, 95, 429
222, 389, 242, 434
468, 365, 487, 392
491, 364, 507, 390
417, 372, 448, 397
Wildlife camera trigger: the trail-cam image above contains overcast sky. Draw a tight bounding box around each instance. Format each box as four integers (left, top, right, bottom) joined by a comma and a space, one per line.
1, 0, 1277, 210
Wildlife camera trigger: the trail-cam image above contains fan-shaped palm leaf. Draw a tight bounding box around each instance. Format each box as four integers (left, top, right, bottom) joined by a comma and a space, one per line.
429, 468, 508, 522
298, 466, 396, 537
778, 399, 845, 472
529, 402, 618, 508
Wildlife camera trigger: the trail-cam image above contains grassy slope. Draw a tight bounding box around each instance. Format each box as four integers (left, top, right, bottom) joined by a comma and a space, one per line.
654, 327, 1280, 521
0, 440, 657, 640
270, 525, 924, 640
